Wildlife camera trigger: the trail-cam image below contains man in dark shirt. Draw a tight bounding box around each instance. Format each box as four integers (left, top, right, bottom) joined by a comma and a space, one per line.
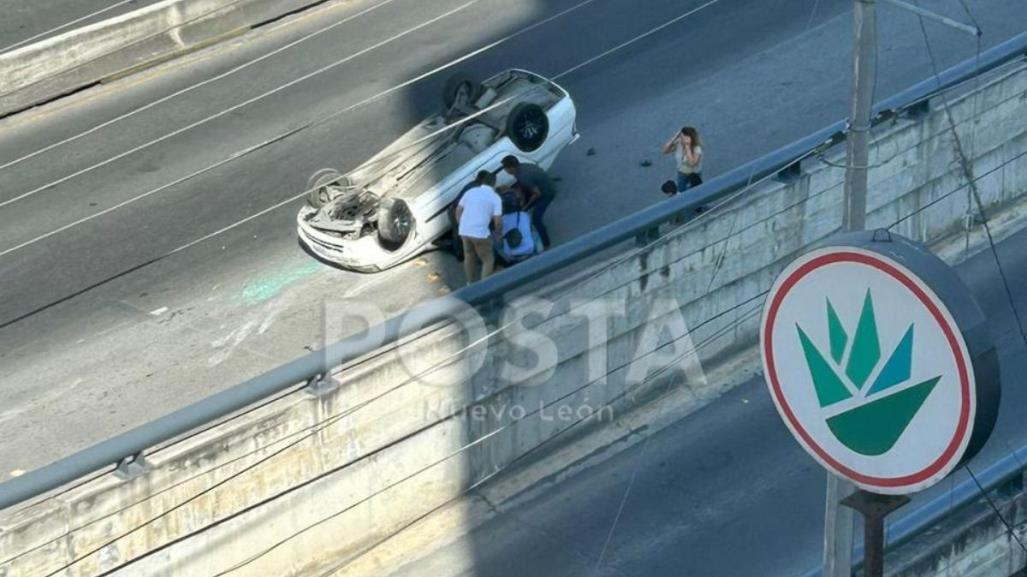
501, 155, 556, 250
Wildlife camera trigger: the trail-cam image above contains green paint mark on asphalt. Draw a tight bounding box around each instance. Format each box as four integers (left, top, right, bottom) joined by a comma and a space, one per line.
241, 261, 322, 304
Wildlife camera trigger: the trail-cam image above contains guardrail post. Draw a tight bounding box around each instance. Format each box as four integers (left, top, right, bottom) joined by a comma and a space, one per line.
115, 452, 150, 480
905, 99, 930, 120
775, 162, 803, 183
306, 373, 339, 396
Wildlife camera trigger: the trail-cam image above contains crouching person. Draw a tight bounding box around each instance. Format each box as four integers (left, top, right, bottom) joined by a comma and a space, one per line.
456, 171, 503, 285
636, 180, 681, 246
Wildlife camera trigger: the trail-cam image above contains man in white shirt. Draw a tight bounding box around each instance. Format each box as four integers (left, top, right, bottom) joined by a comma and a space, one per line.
455, 171, 503, 284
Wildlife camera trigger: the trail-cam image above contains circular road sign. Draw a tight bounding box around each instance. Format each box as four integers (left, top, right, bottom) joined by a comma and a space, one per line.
761, 232, 999, 495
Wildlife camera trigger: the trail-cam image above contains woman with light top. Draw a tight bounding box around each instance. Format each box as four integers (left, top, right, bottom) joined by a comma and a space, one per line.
662, 126, 703, 193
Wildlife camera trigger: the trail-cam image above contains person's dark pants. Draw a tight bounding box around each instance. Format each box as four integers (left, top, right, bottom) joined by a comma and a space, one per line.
451, 226, 464, 260
676, 172, 705, 215
531, 194, 555, 248
677, 171, 703, 193
448, 208, 464, 261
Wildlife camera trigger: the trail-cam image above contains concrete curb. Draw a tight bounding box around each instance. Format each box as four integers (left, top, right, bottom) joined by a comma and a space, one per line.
0, 0, 339, 119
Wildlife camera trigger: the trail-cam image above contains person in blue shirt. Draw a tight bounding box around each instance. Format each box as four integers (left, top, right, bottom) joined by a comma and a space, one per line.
495, 185, 538, 265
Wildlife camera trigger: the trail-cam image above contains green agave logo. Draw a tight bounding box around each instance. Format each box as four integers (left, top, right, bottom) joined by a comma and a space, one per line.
796, 290, 941, 456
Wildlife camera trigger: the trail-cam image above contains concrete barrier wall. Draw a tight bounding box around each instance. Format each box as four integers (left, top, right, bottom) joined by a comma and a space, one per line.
873, 473, 1027, 577
2, 62, 1026, 577
0, 0, 329, 118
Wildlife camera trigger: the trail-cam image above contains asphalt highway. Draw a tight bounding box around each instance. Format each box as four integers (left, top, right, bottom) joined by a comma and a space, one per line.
0, 0, 1024, 491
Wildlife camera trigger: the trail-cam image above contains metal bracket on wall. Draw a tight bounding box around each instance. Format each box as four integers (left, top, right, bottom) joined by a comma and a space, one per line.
905, 100, 930, 121
963, 209, 980, 231
306, 373, 339, 396
115, 452, 150, 480
775, 161, 803, 183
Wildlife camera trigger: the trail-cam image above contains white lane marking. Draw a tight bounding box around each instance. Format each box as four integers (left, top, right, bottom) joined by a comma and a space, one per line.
1, 0, 730, 265
0, 0, 403, 172
0, 0, 482, 209
0, 0, 608, 258
0, 0, 138, 54
554, 0, 725, 80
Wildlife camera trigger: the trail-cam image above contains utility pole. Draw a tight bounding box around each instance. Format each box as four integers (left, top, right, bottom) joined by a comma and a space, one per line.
825, 2, 877, 575
826, 1, 980, 575
842, 0, 877, 232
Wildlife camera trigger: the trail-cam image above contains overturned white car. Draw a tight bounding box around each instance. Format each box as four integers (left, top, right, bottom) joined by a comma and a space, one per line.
297, 69, 578, 272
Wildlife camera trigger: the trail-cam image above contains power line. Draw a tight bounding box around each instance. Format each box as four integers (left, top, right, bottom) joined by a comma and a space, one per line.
887, 147, 1027, 230
591, 5, 829, 571
50, 278, 765, 577
19, 153, 788, 566
201, 297, 767, 577
805, 0, 823, 32
2, 147, 784, 533
965, 465, 1027, 557
2, 380, 312, 563
17, 88, 1024, 571
910, 0, 1027, 351
912, 11, 1027, 561
23, 121, 1020, 565
33, 162, 782, 569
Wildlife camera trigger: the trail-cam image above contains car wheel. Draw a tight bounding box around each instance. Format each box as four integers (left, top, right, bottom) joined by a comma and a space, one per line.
506, 103, 549, 152
443, 75, 480, 110
306, 168, 348, 208
377, 198, 414, 247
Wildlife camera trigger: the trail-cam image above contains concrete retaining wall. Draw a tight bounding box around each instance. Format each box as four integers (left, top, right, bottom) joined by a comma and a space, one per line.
2, 62, 1026, 577
873, 473, 1027, 577
0, 0, 332, 118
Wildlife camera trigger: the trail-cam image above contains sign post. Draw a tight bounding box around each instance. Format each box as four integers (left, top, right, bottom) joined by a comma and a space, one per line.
841, 491, 909, 577
761, 231, 1000, 575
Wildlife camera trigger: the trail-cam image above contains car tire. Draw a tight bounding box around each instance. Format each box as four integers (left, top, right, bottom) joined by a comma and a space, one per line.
443, 75, 480, 110
506, 103, 549, 152
306, 168, 347, 208
377, 198, 414, 247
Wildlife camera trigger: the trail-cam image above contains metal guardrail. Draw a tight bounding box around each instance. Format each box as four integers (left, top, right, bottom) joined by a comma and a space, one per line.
799, 444, 1027, 577
1, 31, 1026, 512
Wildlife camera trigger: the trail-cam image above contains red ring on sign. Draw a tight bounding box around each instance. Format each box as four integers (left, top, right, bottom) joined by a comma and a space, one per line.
763, 251, 972, 489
